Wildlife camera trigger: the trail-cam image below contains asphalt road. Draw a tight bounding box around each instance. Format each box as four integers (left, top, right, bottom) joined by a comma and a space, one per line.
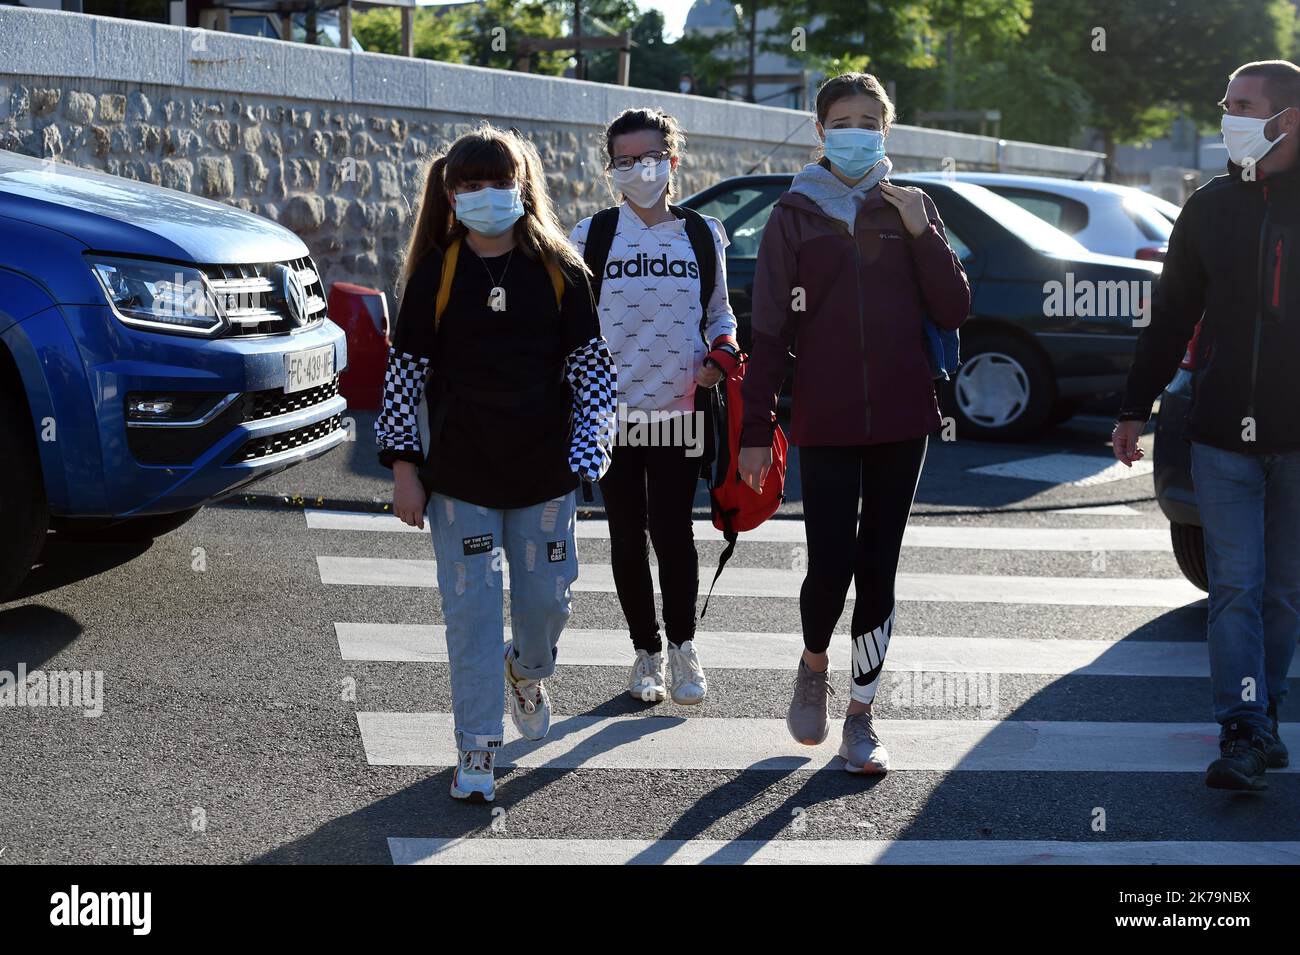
2, 412, 1296, 864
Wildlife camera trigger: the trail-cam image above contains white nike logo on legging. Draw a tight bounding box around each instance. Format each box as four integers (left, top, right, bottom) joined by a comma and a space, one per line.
851, 609, 895, 687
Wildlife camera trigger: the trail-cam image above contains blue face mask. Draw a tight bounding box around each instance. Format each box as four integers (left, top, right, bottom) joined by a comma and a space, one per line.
453, 186, 524, 236
823, 128, 887, 180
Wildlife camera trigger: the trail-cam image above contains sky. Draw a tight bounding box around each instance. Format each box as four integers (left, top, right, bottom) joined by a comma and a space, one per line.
416, 0, 700, 43
641, 0, 696, 40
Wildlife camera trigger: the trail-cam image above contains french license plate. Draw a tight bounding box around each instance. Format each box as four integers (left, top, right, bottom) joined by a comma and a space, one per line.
284, 343, 335, 394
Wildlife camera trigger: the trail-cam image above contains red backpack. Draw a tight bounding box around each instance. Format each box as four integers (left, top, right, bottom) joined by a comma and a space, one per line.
697, 353, 788, 616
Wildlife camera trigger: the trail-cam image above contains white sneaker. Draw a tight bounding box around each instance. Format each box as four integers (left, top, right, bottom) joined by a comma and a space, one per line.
628, 649, 667, 702
505, 641, 551, 740
450, 749, 495, 802
667, 640, 707, 705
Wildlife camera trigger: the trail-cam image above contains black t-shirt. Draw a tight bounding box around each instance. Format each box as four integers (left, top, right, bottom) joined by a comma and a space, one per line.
390, 243, 600, 509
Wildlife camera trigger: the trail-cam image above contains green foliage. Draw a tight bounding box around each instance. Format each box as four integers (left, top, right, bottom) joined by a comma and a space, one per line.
350, 0, 1299, 152
352, 6, 472, 61
581, 5, 693, 92
461, 0, 570, 74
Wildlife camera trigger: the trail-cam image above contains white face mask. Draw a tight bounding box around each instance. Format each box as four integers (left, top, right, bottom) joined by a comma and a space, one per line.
611, 159, 671, 207
1222, 108, 1291, 166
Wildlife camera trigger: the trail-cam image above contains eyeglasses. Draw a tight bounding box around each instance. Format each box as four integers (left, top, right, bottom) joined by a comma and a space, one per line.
608, 150, 671, 172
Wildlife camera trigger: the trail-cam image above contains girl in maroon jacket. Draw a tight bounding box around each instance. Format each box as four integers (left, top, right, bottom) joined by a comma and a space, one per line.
738, 73, 970, 774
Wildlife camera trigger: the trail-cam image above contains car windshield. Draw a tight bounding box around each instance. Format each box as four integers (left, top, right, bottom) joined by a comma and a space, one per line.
1138, 193, 1183, 225
1122, 194, 1174, 241
932, 180, 1090, 258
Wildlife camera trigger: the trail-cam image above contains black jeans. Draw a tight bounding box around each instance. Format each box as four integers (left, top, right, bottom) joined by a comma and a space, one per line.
600, 442, 701, 652
798, 438, 928, 669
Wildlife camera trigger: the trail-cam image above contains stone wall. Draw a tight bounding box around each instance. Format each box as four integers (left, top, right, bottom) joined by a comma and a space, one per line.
0, 6, 1105, 305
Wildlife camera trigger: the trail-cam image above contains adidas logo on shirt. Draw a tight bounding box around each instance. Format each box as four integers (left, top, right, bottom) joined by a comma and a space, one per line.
605, 253, 700, 280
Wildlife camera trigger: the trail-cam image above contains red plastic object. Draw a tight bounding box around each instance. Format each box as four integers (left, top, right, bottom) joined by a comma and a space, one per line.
1180, 320, 1204, 371
331, 282, 390, 412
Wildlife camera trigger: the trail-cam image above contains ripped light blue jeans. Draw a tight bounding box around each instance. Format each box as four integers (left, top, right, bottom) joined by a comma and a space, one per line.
427, 491, 579, 753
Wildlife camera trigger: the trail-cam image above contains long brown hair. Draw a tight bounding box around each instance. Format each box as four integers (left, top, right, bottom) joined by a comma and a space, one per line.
400, 123, 588, 287
814, 72, 896, 131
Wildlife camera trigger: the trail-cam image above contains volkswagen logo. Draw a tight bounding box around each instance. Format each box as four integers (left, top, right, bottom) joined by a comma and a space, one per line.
272, 263, 309, 327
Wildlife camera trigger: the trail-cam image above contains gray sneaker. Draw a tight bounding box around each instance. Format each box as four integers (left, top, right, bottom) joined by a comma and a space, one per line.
787, 659, 833, 745
839, 712, 890, 774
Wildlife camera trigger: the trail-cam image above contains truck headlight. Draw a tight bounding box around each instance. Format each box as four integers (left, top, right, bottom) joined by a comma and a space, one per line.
88, 256, 227, 337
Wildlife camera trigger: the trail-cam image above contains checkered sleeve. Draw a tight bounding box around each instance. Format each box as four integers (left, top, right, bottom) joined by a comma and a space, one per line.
374, 348, 431, 468
564, 335, 617, 483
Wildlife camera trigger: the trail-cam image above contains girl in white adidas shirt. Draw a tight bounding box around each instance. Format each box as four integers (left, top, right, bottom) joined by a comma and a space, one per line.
569, 108, 739, 706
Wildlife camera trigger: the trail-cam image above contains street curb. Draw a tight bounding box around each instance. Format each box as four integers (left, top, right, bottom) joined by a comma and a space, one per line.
213, 491, 1157, 521
212, 491, 629, 521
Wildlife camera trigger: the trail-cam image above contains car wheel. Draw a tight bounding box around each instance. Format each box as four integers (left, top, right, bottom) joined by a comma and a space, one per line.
942, 333, 1055, 441
52, 507, 202, 543
0, 388, 49, 602
1170, 521, 1209, 593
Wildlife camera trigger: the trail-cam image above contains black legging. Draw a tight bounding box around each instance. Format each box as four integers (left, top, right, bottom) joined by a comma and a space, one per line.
799, 438, 928, 667
600, 443, 701, 652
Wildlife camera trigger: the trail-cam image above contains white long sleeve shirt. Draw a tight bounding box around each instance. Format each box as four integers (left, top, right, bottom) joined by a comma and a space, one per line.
570, 202, 738, 413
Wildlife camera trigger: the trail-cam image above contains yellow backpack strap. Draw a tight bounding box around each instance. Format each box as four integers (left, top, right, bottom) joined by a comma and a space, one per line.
434, 238, 461, 330
546, 259, 565, 310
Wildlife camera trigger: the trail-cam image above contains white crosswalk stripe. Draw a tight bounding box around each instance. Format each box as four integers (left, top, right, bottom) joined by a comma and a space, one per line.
318, 556, 1204, 607
358, 712, 1298, 772
306, 509, 1171, 551
334, 623, 1297, 677
388, 838, 1300, 866
308, 505, 1290, 865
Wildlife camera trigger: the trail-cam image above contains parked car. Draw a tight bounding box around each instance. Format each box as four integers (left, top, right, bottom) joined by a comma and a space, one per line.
1153, 321, 1207, 591
1134, 190, 1185, 228
949, 175, 1202, 589
905, 172, 1176, 261
0, 149, 348, 600
681, 173, 1162, 439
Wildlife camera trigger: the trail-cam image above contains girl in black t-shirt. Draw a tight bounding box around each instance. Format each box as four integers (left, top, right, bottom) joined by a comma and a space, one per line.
375, 125, 617, 803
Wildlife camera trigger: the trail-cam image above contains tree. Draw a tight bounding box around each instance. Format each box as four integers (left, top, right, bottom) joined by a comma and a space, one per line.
581, 7, 693, 92
457, 0, 570, 74
674, 0, 793, 101
357, 1, 571, 74
1023, 0, 1294, 167
353, 6, 472, 61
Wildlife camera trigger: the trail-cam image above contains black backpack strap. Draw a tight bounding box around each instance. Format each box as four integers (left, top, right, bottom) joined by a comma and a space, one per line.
670, 204, 717, 324
582, 207, 621, 309
696, 379, 731, 620
700, 513, 737, 620
694, 382, 720, 482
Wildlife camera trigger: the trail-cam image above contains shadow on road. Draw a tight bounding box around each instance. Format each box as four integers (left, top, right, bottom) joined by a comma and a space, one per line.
0, 604, 83, 672
9, 537, 151, 602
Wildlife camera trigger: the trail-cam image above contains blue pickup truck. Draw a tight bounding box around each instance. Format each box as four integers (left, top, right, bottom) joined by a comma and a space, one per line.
0, 150, 348, 600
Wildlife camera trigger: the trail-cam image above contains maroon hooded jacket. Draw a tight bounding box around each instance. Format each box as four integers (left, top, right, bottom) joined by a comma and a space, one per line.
740, 183, 971, 448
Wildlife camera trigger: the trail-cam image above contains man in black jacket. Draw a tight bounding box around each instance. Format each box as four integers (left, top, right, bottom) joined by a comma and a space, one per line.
1114, 60, 1300, 792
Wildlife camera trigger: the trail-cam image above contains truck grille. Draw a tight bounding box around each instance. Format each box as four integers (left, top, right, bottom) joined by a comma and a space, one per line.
127, 377, 343, 465
204, 256, 328, 337
247, 377, 340, 421
226, 413, 344, 464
